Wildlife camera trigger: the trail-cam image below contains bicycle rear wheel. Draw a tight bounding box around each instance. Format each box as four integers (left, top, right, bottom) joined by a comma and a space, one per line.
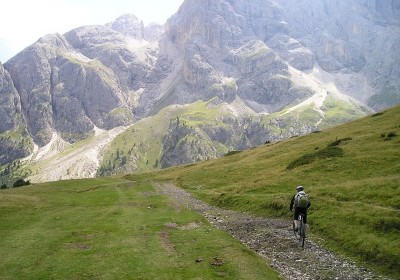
299, 216, 305, 247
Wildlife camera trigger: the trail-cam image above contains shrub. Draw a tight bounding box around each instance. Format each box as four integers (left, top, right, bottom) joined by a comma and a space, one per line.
286, 153, 316, 170
387, 132, 397, 138
371, 112, 384, 117
13, 179, 30, 188
225, 151, 242, 157
287, 140, 345, 170
383, 132, 397, 141
315, 146, 344, 158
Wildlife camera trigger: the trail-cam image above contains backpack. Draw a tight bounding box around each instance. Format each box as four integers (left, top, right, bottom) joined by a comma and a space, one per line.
294, 191, 309, 208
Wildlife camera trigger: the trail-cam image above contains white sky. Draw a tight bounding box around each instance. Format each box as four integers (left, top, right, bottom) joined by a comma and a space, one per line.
0, 0, 184, 62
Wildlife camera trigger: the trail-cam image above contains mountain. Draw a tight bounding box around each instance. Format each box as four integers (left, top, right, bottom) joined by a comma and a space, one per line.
0, 0, 399, 182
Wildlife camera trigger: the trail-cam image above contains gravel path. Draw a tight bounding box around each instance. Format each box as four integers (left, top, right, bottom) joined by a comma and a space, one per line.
155, 183, 392, 280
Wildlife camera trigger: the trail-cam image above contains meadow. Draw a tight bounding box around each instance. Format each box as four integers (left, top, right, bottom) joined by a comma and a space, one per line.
0, 178, 280, 279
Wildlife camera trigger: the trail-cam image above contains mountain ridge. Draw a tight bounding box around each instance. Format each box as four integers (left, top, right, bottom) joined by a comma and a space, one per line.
0, 0, 399, 182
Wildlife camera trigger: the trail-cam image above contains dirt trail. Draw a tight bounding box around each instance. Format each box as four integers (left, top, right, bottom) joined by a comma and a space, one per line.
155, 183, 392, 280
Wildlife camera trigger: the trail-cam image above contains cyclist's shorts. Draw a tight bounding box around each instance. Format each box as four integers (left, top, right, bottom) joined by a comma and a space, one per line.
294, 207, 307, 223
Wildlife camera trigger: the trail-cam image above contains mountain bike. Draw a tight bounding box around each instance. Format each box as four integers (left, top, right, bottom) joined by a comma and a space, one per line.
293, 213, 306, 247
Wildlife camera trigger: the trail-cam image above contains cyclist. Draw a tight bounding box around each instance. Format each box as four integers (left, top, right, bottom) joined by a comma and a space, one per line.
290, 186, 311, 234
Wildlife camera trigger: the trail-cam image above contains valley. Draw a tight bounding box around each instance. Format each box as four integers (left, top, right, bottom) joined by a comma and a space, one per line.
1, 104, 399, 279
0, 1, 399, 278
1, 0, 399, 182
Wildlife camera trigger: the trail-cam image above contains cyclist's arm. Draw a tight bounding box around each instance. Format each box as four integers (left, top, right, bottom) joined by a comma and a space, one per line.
289, 195, 295, 211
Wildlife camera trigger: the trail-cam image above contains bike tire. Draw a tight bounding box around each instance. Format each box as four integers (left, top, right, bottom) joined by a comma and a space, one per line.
299, 217, 305, 247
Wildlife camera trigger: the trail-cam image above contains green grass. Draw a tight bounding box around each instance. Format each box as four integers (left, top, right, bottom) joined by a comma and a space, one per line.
320, 95, 369, 129
127, 104, 400, 278
0, 178, 280, 279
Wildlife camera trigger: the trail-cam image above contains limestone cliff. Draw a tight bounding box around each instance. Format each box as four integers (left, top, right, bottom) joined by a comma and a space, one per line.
4, 18, 162, 147
147, 0, 399, 113
0, 63, 33, 165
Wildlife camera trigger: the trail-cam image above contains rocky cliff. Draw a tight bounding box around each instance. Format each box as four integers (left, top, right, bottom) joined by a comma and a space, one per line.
0, 63, 33, 165
147, 0, 399, 113
3, 15, 162, 147
0, 0, 398, 182
278, 0, 400, 109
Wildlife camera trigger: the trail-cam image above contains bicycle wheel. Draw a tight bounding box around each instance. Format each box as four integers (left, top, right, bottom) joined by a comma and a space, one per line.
299, 216, 305, 247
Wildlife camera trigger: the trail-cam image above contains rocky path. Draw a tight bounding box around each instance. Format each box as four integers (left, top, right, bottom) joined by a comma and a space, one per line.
155, 183, 392, 280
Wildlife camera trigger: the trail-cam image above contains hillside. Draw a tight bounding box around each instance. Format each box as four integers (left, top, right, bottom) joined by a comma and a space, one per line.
1, 105, 399, 279
98, 91, 369, 177
126, 104, 400, 278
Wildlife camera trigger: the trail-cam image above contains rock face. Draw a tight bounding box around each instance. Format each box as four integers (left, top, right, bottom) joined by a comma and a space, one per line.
0, 63, 33, 165
0, 0, 399, 179
150, 0, 399, 113
277, 0, 400, 108
0, 63, 21, 133
4, 19, 162, 146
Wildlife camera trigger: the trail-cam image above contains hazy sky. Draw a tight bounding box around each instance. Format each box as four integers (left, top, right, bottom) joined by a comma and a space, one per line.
0, 0, 184, 62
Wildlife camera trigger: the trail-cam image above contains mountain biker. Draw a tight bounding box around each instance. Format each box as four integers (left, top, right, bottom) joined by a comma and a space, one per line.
290, 186, 311, 234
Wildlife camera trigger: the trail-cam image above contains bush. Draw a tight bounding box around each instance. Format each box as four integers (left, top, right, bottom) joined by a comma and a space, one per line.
225, 151, 242, 157
13, 179, 30, 188
286, 153, 316, 170
371, 112, 384, 117
382, 132, 397, 141
315, 146, 344, 158
287, 141, 345, 170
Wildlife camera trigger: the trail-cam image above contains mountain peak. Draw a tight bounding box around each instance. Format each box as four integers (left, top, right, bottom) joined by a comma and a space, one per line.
111, 14, 144, 38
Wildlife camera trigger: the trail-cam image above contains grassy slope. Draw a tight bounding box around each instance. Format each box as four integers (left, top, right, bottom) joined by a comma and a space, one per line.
128, 104, 400, 278
100, 94, 370, 176
0, 178, 280, 279
2, 105, 398, 278
98, 99, 236, 175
